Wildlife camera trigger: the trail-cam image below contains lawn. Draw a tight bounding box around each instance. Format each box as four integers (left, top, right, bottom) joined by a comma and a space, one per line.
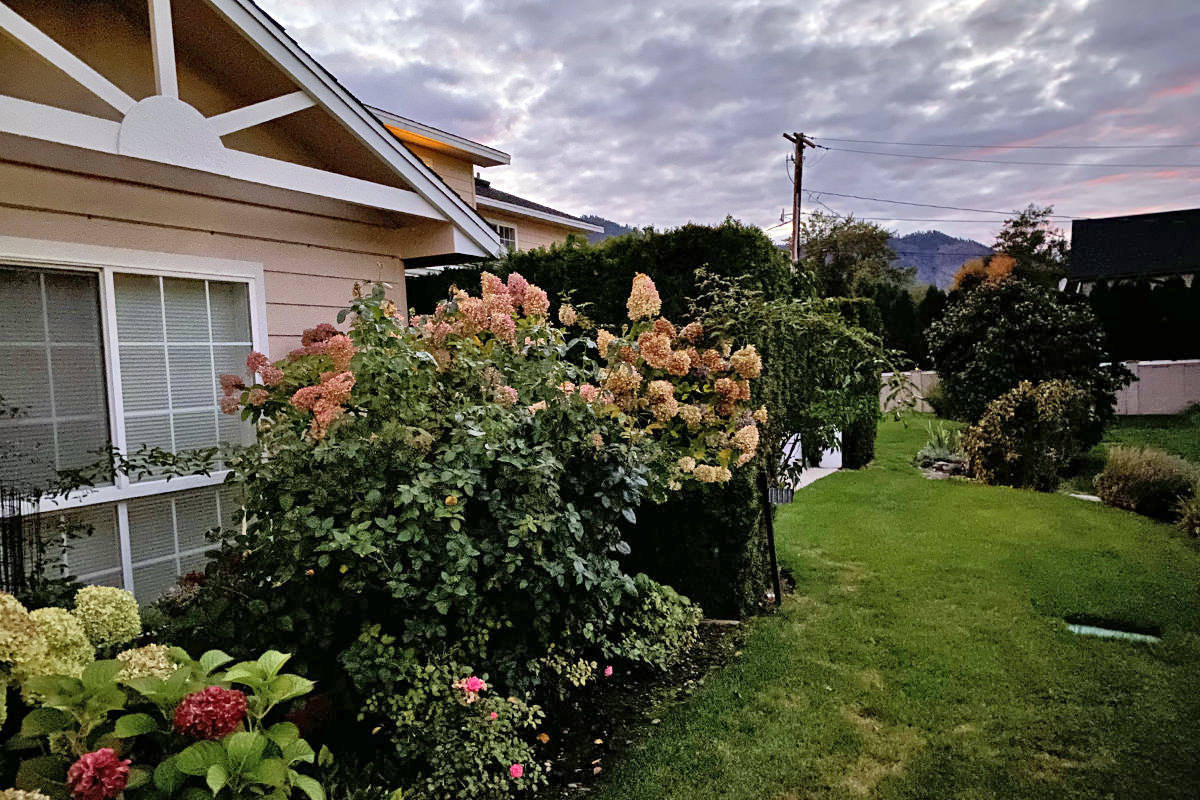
592, 416, 1200, 799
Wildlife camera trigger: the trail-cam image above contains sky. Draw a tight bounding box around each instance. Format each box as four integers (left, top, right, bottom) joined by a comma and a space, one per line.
258, 0, 1200, 245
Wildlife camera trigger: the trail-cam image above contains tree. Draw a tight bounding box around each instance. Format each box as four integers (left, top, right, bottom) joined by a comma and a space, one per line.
951, 253, 1015, 293
797, 212, 911, 298
993, 204, 1069, 286
926, 278, 1132, 445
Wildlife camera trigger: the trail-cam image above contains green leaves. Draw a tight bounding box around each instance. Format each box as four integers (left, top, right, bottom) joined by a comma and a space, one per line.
20, 708, 71, 738
113, 712, 157, 738
177, 740, 226, 776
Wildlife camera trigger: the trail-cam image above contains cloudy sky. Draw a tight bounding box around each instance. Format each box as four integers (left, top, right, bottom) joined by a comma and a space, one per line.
260, 0, 1200, 244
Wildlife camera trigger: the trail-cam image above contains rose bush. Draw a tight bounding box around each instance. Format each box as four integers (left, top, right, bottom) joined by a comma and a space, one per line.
154, 272, 760, 797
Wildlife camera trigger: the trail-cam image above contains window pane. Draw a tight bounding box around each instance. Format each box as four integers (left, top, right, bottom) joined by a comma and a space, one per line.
114, 275, 252, 459
54, 503, 122, 580
126, 486, 226, 603
0, 267, 109, 490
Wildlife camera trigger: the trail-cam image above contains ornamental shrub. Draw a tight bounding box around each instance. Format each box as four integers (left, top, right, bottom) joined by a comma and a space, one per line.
605, 574, 701, 671
1176, 489, 1200, 537
157, 272, 760, 796
71, 587, 141, 652
926, 278, 1132, 443
961, 379, 1092, 491
1095, 446, 1198, 521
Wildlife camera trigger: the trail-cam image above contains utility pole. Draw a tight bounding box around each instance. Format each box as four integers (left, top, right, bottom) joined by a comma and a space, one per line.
783, 132, 817, 262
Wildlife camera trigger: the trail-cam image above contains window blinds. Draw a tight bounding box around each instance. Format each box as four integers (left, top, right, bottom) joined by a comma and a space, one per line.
113, 274, 254, 458
0, 266, 110, 490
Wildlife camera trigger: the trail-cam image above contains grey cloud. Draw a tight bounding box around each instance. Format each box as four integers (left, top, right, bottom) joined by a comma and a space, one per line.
259, 0, 1200, 242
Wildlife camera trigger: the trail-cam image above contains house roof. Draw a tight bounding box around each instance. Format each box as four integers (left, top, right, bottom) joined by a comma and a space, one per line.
475, 177, 603, 232
369, 106, 510, 168
1069, 208, 1200, 280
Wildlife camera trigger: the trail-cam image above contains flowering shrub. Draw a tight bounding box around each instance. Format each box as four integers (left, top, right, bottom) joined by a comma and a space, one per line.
156, 272, 759, 797
71, 588, 141, 652
6, 647, 325, 800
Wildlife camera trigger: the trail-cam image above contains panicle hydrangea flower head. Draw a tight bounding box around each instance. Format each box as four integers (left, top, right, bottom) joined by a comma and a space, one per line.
557, 304, 578, 326
72, 586, 141, 649
245, 387, 269, 406
173, 686, 247, 740
505, 272, 529, 305
653, 318, 677, 338
523, 285, 550, 318
66, 748, 130, 800
116, 644, 176, 681
488, 311, 517, 344
493, 385, 519, 406
219, 373, 245, 395
701, 349, 729, 373
731, 423, 760, 454
219, 395, 241, 415
714, 377, 739, 402
28, 608, 94, 680
692, 464, 732, 483
626, 273, 661, 320
666, 350, 692, 377
678, 321, 703, 343
246, 351, 272, 374
677, 405, 703, 430
677, 456, 696, 473
595, 330, 617, 359
578, 384, 599, 402
637, 332, 673, 370
300, 323, 339, 347
557, 381, 576, 396
323, 335, 356, 371
753, 406, 769, 424
730, 345, 763, 379
481, 271, 509, 301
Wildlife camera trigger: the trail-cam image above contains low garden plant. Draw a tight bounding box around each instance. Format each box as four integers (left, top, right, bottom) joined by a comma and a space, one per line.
1, 589, 325, 800
1095, 446, 1198, 521
150, 272, 757, 797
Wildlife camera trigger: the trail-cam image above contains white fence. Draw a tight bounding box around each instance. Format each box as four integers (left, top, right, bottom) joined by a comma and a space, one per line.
882, 360, 1200, 416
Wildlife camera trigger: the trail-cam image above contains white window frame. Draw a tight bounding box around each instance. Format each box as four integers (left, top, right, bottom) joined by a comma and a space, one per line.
0, 235, 266, 590
486, 219, 518, 252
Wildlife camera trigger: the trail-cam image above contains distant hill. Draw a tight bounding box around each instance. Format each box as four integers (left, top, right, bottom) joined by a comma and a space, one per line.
888, 230, 992, 289
581, 215, 638, 244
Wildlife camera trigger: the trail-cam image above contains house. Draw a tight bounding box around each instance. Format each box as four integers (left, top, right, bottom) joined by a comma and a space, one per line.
1067, 208, 1200, 289
0, 0, 540, 601
370, 106, 600, 271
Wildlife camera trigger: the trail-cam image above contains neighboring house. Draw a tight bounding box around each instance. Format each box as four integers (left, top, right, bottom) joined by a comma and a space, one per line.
371, 106, 600, 272
1067, 208, 1200, 289
0, 0, 509, 601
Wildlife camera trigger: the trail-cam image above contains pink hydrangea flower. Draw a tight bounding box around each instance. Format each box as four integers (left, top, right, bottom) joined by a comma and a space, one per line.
626, 273, 661, 320
523, 285, 550, 318
578, 383, 599, 402
494, 385, 519, 406
246, 351, 272, 374
558, 304, 578, 326
506, 272, 529, 306
66, 748, 130, 800
219, 395, 241, 415
300, 322, 339, 346
509, 764, 524, 779
219, 373, 245, 395
173, 686, 247, 740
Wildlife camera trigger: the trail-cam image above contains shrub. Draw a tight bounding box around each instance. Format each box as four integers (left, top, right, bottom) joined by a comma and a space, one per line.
1176, 489, 1200, 537
962, 380, 1092, 491
1094, 446, 1198, 521
605, 574, 702, 671
156, 273, 760, 796
926, 278, 1132, 443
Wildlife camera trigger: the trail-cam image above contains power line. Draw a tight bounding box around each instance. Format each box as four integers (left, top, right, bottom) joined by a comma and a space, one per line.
815, 136, 1200, 150
798, 210, 1026, 224
804, 188, 1076, 218
817, 144, 1200, 169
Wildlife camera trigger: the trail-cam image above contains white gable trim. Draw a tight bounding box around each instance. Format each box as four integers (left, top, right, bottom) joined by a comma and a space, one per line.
207, 0, 503, 257
0, 94, 443, 220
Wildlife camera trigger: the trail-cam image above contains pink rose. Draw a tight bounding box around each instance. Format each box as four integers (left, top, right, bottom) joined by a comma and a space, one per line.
464, 676, 487, 693
489, 711, 499, 720
509, 763, 524, 779
604, 665, 614, 677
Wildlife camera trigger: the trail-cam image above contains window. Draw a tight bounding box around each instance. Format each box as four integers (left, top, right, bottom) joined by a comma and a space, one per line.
0, 250, 261, 603
488, 221, 518, 252
0, 267, 110, 489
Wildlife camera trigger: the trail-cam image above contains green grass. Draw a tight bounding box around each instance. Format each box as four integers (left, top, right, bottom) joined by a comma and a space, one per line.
593, 417, 1200, 799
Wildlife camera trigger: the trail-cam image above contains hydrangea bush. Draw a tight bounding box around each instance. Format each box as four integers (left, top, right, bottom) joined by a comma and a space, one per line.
1, 592, 327, 800
160, 272, 760, 796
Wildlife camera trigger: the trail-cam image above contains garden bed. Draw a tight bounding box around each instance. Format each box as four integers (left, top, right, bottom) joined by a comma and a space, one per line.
539, 621, 747, 798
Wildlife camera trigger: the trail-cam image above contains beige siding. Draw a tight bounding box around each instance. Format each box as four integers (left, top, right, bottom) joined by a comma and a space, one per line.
481, 208, 579, 251
405, 143, 477, 207
0, 160, 412, 357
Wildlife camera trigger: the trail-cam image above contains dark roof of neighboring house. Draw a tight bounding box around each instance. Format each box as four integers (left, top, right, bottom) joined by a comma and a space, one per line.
474, 177, 590, 226
1069, 208, 1200, 280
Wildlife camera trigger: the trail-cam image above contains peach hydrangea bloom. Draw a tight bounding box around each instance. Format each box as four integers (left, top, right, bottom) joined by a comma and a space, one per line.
596, 330, 617, 359
558, 304, 578, 326
701, 349, 728, 373
527, 400, 547, 414
637, 332, 673, 370
493, 385, 519, 406
626, 273, 661, 320
677, 404, 703, 430
219, 395, 241, 415
677, 456, 696, 473
246, 387, 269, 406
692, 464, 733, 483
730, 344, 762, 379
678, 321, 703, 343
523, 285, 550, 318
505, 272, 529, 305
557, 381, 576, 395
666, 350, 691, 377
732, 423, 760, 453
653, 318, 677, 338
578, 383, 599, 402
753, 406, 769, 424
